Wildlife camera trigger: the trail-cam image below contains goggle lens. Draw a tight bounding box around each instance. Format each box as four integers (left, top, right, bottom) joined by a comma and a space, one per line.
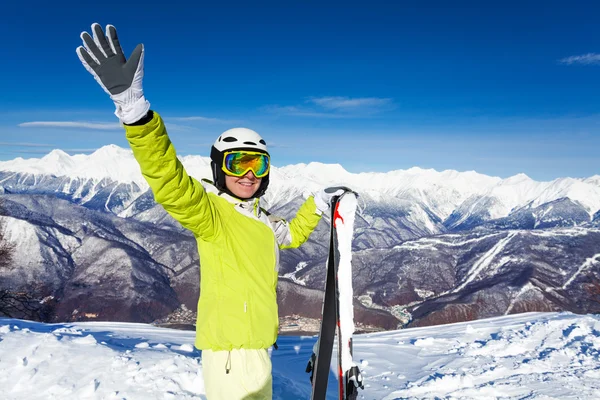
223, 152, 270, 178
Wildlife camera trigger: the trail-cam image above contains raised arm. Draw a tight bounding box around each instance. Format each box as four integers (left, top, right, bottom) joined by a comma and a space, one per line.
76, 23, 217, 239
124, 112, 218, 239
272, 196, 323, 249
272, 187, 351, 249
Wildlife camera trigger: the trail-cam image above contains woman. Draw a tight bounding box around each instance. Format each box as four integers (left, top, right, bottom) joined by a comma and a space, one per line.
76, 23, 344, 399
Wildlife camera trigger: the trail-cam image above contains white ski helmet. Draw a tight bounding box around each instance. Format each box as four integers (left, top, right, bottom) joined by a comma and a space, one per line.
210, 127, 270, 198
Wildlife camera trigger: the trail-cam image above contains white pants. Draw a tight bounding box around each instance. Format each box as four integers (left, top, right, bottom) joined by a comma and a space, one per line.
201, 348, 272, 400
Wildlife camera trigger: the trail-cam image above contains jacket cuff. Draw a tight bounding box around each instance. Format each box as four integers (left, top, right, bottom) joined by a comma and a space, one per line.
124, 110, 154, 126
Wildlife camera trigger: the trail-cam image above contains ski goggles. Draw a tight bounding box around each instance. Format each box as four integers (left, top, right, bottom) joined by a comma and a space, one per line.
222, 150, 270, 178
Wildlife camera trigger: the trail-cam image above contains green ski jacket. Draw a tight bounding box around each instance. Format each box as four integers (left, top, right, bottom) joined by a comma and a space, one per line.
124, 111, 322, 351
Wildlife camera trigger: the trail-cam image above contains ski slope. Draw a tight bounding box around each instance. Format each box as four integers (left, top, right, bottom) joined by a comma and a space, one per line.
1, 312, 600, 399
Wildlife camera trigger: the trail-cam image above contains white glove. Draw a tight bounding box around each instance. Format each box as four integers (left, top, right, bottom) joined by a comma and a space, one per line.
76, 23, 150, 124
314, 186, 352, 214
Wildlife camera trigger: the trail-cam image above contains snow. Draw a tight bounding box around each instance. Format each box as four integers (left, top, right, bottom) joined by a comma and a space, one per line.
393, 240, 438, 251
451, 231, 517, 293
1, 312, 600, 399
2, 145, 600, 220
0, 320, 204, 400
406, 204, 437, 234
0, 145, 212, 193
505, 282, 538, 315
393, 234, 503, 254
1, 216, 38, 246
530, 227, 592, 238
532, 177, 600, 217
420, 233, 502, 247
480, 173, 549, 220
414, 288, 435, 299
0, 146, 147, 189
282, 261, 308, 286
562, 253, 600, 289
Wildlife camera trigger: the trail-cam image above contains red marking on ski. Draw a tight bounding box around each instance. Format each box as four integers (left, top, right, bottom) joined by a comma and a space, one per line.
338, 365, 344, 399
333, 202, 344, 228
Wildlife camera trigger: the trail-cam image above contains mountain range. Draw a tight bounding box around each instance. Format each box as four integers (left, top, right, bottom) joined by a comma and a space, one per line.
0, 145, 599, 330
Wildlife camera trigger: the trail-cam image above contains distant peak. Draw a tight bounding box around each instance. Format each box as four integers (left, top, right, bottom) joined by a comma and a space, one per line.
43, 149, 70, 157
305, 162, 348, 173
41, 149, 73, 164
100, 144, 121, 150
503, 173, 532, 184
584, 175, 600, 184
92, 144, 130, 155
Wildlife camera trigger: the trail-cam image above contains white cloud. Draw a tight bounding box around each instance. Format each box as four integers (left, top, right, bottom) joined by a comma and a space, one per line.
309, 96, 393, 111
262, 105, 354, 118
2, 148, 99, 155
168, 116, 235, 123
19, 121, 121, 130
62, 148, 101, 153
0, 142, 55, 147
161, 123, 197, 133
558, 53, 600, 65
264, 96, 394, 118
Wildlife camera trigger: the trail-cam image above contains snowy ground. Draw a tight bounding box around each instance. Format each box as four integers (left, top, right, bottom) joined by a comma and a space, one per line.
1, 312, 600, 399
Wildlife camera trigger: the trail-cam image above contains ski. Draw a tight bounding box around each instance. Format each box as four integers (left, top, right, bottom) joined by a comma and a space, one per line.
333, 192, 363, 400
309, 190, 364, 400
309, 194, 339, 400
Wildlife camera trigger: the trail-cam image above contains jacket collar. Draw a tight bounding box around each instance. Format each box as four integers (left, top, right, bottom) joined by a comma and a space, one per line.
201, 179, 260, 208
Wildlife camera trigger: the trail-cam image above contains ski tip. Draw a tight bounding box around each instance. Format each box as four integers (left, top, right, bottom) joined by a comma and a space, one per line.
339, 189, 358, 199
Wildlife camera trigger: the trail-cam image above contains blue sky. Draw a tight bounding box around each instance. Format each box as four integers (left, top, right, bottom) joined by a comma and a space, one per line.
1, 0, 599, 180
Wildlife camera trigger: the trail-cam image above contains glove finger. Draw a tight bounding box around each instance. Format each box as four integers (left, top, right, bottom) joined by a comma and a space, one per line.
76, 47, 112, 96
76, 46, 99, 70
80, 31, 104, 64
106, 24, 126, 63
92, 22, 114, 57
125, 43, 144, 82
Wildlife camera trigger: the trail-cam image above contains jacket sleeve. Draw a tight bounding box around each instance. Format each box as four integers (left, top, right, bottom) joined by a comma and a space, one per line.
272, 196, 322, 249
123, 111, 218, 240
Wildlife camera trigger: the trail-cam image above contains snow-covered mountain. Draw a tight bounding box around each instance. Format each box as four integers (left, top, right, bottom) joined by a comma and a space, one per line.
591, 209, 600, 226
482, 197, 593, 230
1, 145, 599, 231
0, 194, 192, 322
1, 145, 599, 329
